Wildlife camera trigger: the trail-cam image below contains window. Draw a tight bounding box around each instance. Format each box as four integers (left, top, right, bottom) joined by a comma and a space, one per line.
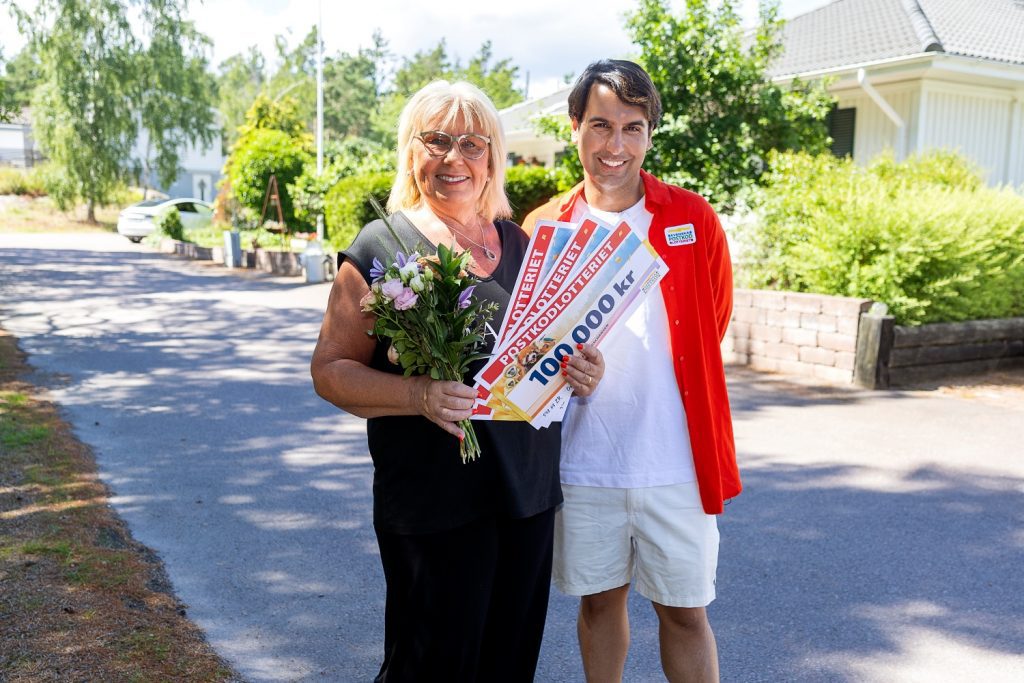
827, 107, 856, 158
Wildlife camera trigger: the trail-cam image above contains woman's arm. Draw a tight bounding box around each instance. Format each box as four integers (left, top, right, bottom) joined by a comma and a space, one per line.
310, 261, 476, 439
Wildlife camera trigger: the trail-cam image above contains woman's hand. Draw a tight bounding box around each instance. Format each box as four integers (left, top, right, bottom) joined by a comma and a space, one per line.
561, 343, 605, 398
411, 375, 477, 439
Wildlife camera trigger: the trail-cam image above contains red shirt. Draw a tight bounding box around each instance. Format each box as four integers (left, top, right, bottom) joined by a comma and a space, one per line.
522, 170, 740, 514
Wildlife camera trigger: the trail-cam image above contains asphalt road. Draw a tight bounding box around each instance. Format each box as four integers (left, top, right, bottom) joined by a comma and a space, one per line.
1, 232, 1022, 682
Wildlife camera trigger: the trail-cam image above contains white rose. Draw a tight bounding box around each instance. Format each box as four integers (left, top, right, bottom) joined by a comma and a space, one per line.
399, 261, 420, 282
409, 274, 426, 292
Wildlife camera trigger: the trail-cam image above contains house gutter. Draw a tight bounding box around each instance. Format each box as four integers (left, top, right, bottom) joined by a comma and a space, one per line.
857, 68, 907, 158
770, 52, 937, 83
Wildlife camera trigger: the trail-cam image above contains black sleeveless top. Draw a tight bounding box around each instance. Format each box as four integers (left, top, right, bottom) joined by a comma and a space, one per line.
342, 213, 562, 534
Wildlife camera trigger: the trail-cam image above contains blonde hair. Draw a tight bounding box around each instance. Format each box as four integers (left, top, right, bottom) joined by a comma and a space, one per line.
387, 80, 512, 221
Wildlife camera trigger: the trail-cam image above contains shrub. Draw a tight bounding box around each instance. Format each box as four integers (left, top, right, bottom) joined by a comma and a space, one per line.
0, 165, 49, 197
738, 150, 1024, 325
0, 167, 27, 195
504, 165, 565, 225
289, 137, 395, 229
226, 128, 311, 231
155, 206, 184, 242
323, 172, 395, 252
35, 163, 80, 211
109, 184, 145, 208
322, 165, 574, 252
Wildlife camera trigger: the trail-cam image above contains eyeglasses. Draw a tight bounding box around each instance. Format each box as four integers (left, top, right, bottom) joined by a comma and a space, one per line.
416, 131, 491, 160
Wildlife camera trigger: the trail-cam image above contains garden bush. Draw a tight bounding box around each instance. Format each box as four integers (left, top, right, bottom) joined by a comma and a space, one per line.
737, 151, 1024, 325
226, 128, 310, 231
323, 165, 575, 253
504, 165, 567, 225
0, 165, 49, 197
289, 137, 395, 229
154, 206, 184, 242
323, 172, 395, 252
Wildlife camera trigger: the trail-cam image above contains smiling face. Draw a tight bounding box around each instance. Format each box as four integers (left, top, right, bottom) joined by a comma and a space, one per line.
572, 83, 652, 211
411, 113, 491, 219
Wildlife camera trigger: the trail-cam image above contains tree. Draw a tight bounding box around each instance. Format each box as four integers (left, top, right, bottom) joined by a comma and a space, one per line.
27, 0, 138, 221
0, 47, 42, 120
227, 127, 310, 229
135, 0, 218, 196
216, 47, 266, 151
264, 27, 318, 134
0, 57, 16, 123
223, 95, 311, 230
625, 0, 833, 210
371, 38, 524, 145
323, 31, 388, 140
235, 93, 307, 140
20, 0, 217, 222
458, 41, 523, 109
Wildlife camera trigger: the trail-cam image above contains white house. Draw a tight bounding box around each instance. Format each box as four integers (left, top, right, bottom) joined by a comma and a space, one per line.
0, 112, 42, 168
771, 0, 1024, 187
130, 126, 225, 202
500, 0, 1024, 188
500, 85, 572, 168
1, 111, 225, 201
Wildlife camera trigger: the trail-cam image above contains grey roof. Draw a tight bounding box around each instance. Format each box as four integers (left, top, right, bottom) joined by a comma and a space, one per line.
768, 0, 1024, 76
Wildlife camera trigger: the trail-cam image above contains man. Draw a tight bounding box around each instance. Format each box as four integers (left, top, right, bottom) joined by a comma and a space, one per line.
522, 60, 740, 682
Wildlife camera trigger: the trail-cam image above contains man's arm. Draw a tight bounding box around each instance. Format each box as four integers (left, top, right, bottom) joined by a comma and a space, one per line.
707, 209, 734, 342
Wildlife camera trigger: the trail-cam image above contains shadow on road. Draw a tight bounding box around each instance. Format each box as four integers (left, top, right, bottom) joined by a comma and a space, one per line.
713, 459, 1024, 681
2, 244, 388, 679
3, 243, 1022, 681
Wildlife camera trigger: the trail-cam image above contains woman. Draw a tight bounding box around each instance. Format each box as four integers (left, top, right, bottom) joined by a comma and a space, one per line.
310, 80, 605, 682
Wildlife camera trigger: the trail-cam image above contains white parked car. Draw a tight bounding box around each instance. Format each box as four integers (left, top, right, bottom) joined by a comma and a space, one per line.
117, 197, 213, 242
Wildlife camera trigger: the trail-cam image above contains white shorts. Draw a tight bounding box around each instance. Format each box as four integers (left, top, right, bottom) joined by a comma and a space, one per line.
553, 482, 719, 608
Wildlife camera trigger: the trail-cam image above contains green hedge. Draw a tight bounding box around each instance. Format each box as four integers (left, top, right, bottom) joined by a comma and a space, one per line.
323, 172, 395, 252
737, 151, 1024, 325
504, 165, 565, 224
322, 166, 573, 253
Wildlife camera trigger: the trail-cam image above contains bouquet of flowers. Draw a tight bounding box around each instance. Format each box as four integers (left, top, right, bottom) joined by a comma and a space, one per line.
359, 207, 497, 462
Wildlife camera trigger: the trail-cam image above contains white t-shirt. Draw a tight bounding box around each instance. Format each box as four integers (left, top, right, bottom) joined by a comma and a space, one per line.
559, 197, 696, 488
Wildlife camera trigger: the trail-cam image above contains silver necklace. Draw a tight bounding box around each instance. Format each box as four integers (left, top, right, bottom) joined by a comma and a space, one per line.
441, 216, 497, 261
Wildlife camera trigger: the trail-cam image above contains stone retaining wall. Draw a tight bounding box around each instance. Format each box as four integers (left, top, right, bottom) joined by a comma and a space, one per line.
722, 289, 873, 383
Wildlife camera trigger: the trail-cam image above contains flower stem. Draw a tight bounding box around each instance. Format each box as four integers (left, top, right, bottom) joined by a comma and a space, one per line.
458, 419, 481, 463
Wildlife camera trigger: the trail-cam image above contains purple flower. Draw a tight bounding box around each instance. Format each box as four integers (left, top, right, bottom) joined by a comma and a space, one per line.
395, 251, 407, 268
457, 285, 476, 310
394, 287, 418, 310
380, 279, 404, 300
370, 257, 386, 280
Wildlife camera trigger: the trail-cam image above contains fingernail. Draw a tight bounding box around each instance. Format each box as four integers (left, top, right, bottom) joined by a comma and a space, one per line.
458, 433, 464, 442
576, 343, 583, 350
561, 371, 567, 376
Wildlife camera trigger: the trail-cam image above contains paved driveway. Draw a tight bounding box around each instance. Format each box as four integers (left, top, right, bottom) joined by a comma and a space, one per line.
1, 232, 1022, 682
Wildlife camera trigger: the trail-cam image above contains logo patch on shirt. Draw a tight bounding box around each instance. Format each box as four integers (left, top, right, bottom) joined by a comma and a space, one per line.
665, 224, 696, 246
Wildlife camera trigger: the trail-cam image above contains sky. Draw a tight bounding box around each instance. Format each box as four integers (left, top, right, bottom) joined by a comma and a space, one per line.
1, 0, 834, 99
